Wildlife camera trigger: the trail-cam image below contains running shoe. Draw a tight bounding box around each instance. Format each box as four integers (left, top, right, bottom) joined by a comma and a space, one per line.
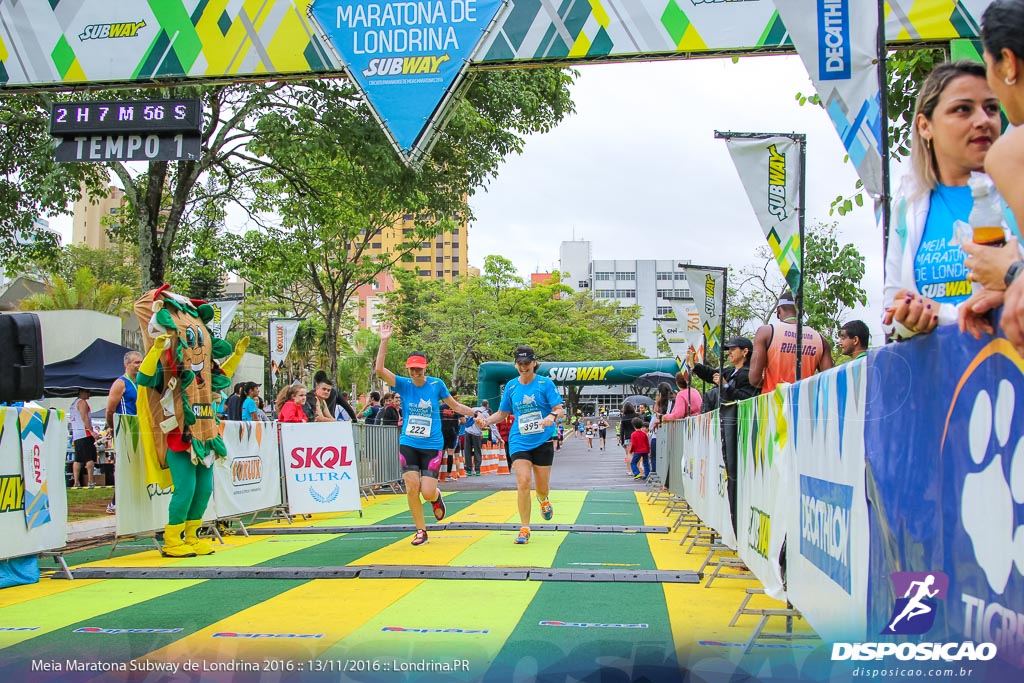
431, 490, 447, 521
411, 529, 428, 546
105, 502, 116, 515
633, 473, 644, 480
539, 497, 553, 521
514, 527, 530, 544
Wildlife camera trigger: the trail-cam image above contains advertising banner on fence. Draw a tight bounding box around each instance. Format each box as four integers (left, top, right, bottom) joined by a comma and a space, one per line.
680, 267, 725, 362
670, 411, 736, 550
723, 135, 803, 293
864, 327, 1024, 671
786, 359, 870, 642
268, 318, 302, 388
773, 0, 884, 199
737, 389, 792, 601
0, 408, 67, 560
280, 421, 361, 515
212, 421, 282, 518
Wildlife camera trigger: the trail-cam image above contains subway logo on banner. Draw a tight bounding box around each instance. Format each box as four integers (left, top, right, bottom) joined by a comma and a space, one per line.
747, 506, 771, 559
363, 54, 451, 77
547, 366, 613, 382
817, 0, 850, 80
767, 144, 788, 221
0, 475, 24, 512
799, 475, 853, 593
79, 21, 146, 41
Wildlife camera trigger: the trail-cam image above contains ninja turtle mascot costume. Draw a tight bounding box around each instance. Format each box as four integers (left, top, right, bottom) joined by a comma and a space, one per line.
134, 285, 248, 557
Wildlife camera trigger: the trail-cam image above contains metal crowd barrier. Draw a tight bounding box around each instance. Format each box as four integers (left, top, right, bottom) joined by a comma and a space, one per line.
352, 422, 403, 495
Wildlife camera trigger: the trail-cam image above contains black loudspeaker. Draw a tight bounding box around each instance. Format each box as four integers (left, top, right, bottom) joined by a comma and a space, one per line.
0, 312, 44, 403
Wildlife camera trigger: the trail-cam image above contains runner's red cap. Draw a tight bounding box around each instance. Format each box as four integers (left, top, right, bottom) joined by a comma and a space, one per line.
406, 352, 427, 369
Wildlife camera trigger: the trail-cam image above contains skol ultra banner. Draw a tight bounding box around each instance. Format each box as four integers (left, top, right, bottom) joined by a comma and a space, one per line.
773, 0, 884, 200
723, 135, 803, 293
308, 0, 507, 163
280, 421, 361, 515
206, 299, 241, 340
681, 267, 725, 362
661, 300, 703, 366
268, 318, 302, 387
864, 325, 1024, 672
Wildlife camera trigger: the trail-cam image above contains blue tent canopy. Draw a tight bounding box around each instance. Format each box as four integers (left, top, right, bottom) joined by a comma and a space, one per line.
43, 338, 134, 398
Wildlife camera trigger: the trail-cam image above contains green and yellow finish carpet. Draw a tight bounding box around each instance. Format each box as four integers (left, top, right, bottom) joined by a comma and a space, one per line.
0, 490, 822, 682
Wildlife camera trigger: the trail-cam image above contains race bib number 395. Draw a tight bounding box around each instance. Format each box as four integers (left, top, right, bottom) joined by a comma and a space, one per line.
519, 411, 543, 435
406, 415, 431, 438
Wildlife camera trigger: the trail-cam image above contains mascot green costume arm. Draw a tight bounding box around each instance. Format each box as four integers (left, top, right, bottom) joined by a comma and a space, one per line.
135, 285, 249, 557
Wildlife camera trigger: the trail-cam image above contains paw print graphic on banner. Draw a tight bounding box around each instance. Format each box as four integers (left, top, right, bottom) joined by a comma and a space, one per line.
960, 379, 1024, 594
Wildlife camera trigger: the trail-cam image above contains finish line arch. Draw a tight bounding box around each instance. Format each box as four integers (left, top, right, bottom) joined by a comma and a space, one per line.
477, 358, 680, 408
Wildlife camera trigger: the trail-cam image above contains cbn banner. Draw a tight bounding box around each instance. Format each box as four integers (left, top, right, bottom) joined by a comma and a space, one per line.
681, 267, 725, 362
724, 135, 803, 292
0, 408, 67, 561
773, 0, 883, 199
211, 421, 282, 518
280, 421, 361, 516
865, 326, 1024, 670
268, 318, 302, 387
736, 389, 792, 601
786, 359, 869, 642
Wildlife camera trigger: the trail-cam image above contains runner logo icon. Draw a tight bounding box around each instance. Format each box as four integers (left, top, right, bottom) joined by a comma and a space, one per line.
881, 571, 948, 635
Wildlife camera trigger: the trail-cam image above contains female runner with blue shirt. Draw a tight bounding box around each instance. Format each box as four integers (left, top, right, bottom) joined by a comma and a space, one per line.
375, 323, 478, 546
477, 345, 564, 545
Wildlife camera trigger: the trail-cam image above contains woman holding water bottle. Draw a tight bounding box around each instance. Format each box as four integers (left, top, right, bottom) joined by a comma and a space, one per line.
882, 60, 1018, 341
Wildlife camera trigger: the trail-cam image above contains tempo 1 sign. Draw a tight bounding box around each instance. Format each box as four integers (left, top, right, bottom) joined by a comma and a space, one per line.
50, 98, 203, 163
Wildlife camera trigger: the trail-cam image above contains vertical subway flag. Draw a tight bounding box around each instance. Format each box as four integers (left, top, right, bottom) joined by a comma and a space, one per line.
308, 0, 507, 165
269, 319, 303, 388
724, 136, 803, 292
19, 408, 51, 530
681, 268, 726, 362
773, 0, 884, 198
206, 299, 241, 340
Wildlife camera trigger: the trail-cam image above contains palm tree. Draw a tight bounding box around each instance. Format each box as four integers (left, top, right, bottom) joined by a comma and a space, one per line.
20, 267, 134, 316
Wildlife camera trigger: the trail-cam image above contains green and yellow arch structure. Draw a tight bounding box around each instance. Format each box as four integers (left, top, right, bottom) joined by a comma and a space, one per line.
0, 1, 992, 90
477, 357, 681, 407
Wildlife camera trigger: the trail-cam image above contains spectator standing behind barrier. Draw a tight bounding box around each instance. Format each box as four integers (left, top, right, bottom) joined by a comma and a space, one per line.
375, 323, 477, 546
839, 320, 871, 361
102, 350, 142, 514
662, 371, 703, 422
440, 392, 460, 478
960, 0, 1024, 353
69, 388, 98, 489
882, 60, 1016, 340
463, 400, 489, 477
476, 345, 564, 545
495, 411, 514, 470
377, 393, 400, 426
276, 385, 308, 423
225, 383, 245, 421
362, 391, 382, 424
241, 383, 268, 421
304, 378, 337, 423
749, 291, 833, 393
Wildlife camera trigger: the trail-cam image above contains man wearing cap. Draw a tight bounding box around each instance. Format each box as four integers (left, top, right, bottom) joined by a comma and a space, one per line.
476, 345, 564, 545
375, 322, 478, 546
749, 291, 833, 394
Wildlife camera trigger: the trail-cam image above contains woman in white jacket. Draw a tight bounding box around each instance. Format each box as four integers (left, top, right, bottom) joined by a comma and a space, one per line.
883, 60, 1020, 340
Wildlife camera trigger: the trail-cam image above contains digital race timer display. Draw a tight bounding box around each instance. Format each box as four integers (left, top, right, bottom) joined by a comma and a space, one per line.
49, 99, 202, 136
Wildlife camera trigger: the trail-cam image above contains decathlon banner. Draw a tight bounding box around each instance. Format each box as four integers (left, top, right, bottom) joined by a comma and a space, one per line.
280, 421, 361, 516
680, 266, 726, 362
660, 301, 703, 366
268, 318, 302, 388
308, 0, 507, 163
669, 411, 736, 550
785, 359, 869, 642
723, 135, 803, 293
773, 0, 884, 199
206, 299, 242, 340
864, 325, 1024, 670
212, 421, 282, 518
0, 407, 67, 560
736, 389, 793, 601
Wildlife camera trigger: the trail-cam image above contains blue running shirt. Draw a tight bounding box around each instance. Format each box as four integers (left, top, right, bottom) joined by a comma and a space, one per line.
499, 375, 563, 454
914, 185, 973, 306
392, 375, 451, 450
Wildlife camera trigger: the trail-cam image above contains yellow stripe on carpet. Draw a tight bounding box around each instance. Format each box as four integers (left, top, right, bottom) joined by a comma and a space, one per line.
0, 578, 103, 609
137, 578, 422, 664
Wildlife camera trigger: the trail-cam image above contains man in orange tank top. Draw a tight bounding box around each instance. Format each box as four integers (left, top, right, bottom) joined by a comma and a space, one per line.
749, 291, 834, 394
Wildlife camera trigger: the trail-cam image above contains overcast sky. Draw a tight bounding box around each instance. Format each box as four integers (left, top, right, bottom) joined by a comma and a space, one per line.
467, 54, 892, 344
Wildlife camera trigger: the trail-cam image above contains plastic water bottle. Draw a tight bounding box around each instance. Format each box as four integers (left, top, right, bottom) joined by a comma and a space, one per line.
968, 175, 1006, 247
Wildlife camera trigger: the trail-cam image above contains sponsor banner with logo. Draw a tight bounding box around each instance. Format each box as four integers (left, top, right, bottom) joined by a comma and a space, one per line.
864, 325, 1024, 670
211, 421, 282, 518
663, 301, 704, 366
666, 411, 736, 550
0, 407, 67, 561
680, 267, 726, 362
736, 389, 793, 601
205, 299, 242, 340
309, 0, 507, 163
280, 421, 361, 515
785, 359, 869, 642
0, 2, 985, 88
113, 415, 213, 537
723, 135, 803, 292
773, 0, 883, 198
268, 318, 302, 388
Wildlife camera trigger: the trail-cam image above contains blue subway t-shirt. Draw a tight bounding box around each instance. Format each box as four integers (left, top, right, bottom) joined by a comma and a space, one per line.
392, 375, 451, 451
499, 375, 563, 454
914, 185, 973, 305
